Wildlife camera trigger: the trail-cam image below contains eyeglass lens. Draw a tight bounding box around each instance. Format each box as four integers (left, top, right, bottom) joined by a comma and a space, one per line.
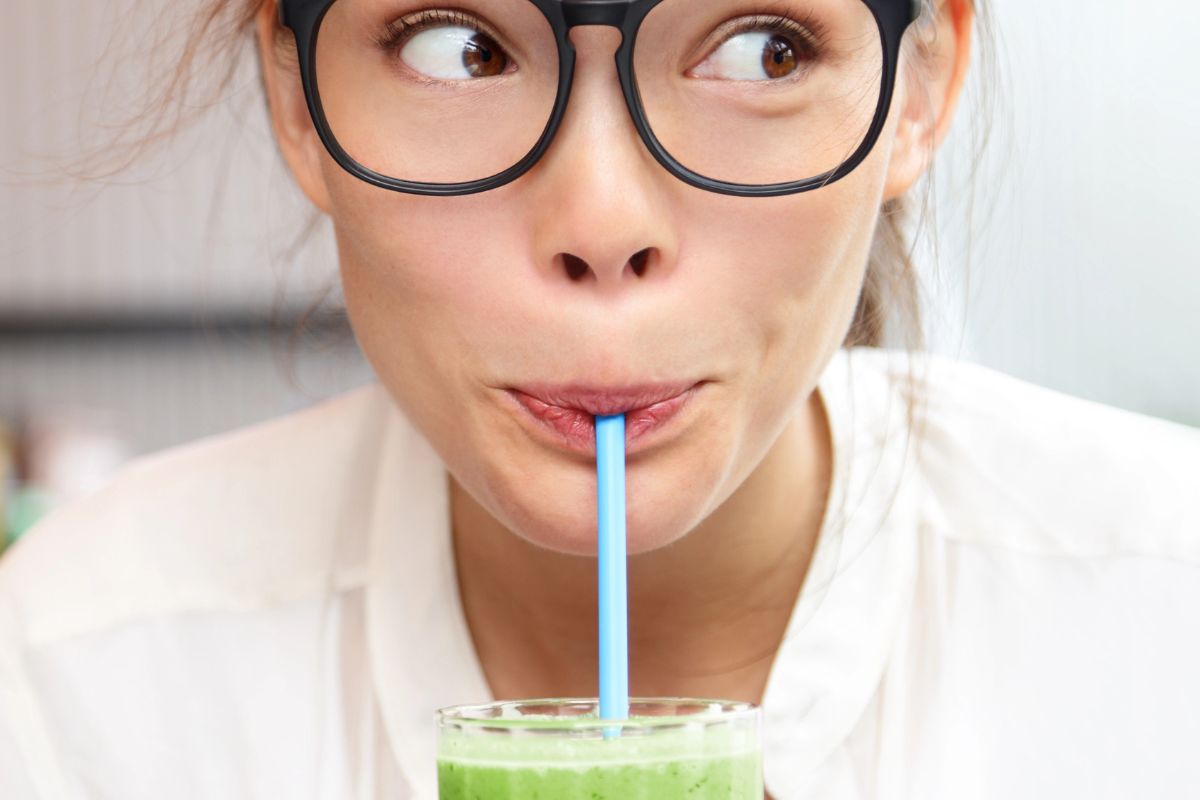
313, 0, 884, 186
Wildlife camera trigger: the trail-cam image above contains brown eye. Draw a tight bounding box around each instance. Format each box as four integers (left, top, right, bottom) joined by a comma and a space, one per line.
463, 33, 506, 78
762, 35, 798, 79
387, 16, 513, 82
691, 22, 819, 83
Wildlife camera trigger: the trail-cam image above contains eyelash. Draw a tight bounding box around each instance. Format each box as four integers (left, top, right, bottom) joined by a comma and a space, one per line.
375, 9, 828, 68
718, 13, 828, 61
377, 9, 505, 56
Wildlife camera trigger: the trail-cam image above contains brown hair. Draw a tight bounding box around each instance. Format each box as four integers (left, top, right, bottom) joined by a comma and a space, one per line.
848, 0, 1000, 352
64, 0, 997, 354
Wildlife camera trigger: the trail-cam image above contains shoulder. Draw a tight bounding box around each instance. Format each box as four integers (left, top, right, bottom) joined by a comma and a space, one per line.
0, 382, 389, 648
840, 347, 1200, 563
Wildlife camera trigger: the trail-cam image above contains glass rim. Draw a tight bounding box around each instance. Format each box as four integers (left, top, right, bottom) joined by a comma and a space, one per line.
436, 696, 760, 733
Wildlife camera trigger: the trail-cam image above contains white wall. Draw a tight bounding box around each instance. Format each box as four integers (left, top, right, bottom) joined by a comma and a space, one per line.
0, 0, 335, 316
925, 0, 1200, 426
0, 0, 367, 456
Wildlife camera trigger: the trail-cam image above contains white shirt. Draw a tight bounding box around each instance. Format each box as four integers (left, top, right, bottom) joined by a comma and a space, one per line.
1, 347, 1197, 799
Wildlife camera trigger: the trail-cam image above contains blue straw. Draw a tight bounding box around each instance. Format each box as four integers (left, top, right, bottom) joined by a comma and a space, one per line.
595, 414, 629, 733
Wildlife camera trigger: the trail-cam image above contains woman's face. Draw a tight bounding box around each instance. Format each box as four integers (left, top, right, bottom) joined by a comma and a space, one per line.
260, 6, 963, 556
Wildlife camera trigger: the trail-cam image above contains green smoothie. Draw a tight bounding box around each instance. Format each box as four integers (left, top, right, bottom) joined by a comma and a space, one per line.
438, 720, 763, 799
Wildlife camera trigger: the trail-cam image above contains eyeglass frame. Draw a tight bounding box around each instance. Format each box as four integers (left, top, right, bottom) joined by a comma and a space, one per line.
277, 0, 923, 198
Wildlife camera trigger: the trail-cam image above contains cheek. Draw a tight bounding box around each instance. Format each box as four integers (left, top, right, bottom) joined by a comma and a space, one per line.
675, 158, 886, 479
322, 164, 518, 442
329, 172, 499, 316
686, 163, 883, 374
327, 160, 517, 335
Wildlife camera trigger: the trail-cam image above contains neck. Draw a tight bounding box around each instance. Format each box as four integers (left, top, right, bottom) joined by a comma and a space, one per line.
451, 389, 832, 704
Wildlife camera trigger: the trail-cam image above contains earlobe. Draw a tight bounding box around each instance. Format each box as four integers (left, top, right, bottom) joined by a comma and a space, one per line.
882, 79, 936, 201
882, 0, 975, 201
255, 1, 333, 215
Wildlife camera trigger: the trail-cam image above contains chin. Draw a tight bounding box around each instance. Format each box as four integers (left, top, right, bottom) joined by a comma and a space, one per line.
497, 466, 704, 558
511, 511, 694, 558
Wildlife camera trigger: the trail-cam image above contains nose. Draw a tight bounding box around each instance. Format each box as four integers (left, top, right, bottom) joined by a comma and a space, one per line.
528, 27, 678, 293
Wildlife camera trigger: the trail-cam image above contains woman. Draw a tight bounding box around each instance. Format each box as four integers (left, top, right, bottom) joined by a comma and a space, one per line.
1, 0, 1197, 797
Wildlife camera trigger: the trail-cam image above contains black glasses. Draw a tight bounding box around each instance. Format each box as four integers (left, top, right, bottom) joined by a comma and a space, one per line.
278, 0, 920, 197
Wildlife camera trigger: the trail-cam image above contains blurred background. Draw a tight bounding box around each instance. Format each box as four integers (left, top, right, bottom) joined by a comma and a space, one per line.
1, 0, 1197, 551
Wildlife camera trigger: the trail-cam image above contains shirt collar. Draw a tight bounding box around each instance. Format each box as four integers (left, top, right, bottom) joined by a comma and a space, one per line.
760, 348, 921, 796
363, 390, 489, 797
364, 348, 920, 798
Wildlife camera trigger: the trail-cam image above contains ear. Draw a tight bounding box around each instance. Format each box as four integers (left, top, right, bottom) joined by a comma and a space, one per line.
882, 0, 975, 201
255, 1, 333, 214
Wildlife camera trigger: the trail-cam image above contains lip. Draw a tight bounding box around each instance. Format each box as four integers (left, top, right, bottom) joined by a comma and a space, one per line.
503, 380, 704, 457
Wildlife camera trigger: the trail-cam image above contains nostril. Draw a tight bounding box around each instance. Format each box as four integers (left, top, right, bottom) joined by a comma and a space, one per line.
557, 249, 653, 282
562, 253, 590, 281
629, 248, 650, 277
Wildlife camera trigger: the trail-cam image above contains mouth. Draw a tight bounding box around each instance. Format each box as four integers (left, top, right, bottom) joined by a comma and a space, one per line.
502, 380, 705, 457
